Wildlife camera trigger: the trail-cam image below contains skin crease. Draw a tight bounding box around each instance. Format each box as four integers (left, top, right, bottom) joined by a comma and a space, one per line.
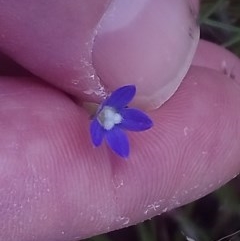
0, 1, 240, 241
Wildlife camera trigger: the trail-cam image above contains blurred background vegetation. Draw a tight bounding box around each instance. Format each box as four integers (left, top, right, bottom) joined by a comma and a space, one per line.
84, 1, 240, 240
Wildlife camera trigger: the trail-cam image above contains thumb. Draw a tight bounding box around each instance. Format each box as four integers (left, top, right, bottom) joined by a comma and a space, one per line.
0, 0, 199, 109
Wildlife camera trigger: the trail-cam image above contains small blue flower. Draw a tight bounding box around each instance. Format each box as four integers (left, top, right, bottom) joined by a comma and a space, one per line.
90, 85, 153, 158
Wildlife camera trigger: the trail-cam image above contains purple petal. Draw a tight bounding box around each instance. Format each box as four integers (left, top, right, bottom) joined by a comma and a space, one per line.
105, 127, 129, 158
104, 85, 136, 109
119, 108, 153, 131
90, 118, 105, 146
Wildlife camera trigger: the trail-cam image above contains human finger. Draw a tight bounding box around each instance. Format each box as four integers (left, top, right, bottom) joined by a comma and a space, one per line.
0, 0, 199, 109
1, 66, 240, 240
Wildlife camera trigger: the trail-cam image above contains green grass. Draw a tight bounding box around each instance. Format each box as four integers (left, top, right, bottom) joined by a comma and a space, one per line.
200, 0, 240, 55
83, 1, 240, 241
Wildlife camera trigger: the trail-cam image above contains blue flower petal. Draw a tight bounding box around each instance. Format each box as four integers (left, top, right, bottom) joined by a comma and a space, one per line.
119, 108, 153, 131
105, 127, 129, 158
90, 118, 105, 146
104, 85, 136, 109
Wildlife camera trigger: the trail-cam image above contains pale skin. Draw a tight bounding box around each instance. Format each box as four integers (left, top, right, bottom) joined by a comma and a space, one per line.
0, 1, 240, 241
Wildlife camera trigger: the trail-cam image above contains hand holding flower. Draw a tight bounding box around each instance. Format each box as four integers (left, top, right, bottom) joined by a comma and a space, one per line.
0, 1, 240, 241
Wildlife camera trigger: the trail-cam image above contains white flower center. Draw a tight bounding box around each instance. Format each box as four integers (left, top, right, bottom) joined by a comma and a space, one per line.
97, 106, 122, 130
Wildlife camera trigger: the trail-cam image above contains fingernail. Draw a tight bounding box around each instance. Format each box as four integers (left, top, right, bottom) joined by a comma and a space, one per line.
93, 0, 200, 110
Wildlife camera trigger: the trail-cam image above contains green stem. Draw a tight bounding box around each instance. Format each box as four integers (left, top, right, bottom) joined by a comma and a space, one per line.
200, 0, 226, 22
136, 222, 157, 241
222, 34, 240, 47
202, 19, 240, 33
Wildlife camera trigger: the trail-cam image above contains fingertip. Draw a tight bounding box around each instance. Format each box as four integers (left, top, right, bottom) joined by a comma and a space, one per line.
192, 39, 240, 85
